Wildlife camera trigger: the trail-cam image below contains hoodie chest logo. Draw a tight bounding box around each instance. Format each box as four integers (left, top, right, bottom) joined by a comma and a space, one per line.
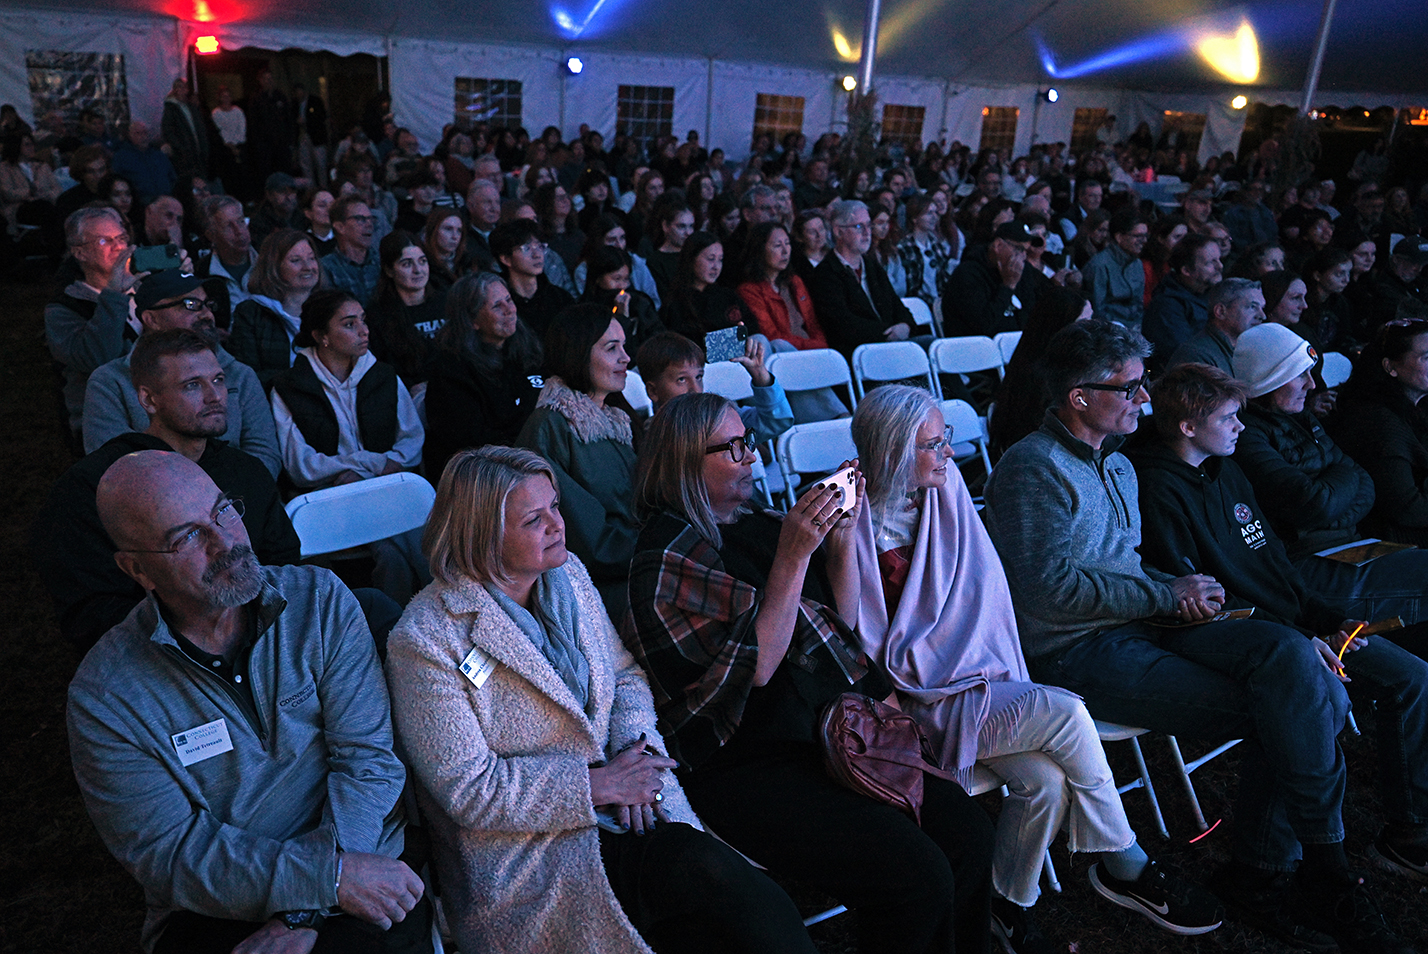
1234, 502, 1267, 550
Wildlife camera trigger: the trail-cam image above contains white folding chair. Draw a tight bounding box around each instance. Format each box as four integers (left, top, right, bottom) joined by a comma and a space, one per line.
901, 296, 941, 336
774, 419, 857, 507
851, 341, 938, 400
940, 398, 993, 477
929, 335, 1006, 382
284, 472, 437, 559
765, 348, 855, 410
622, 367, 653, 418
1095, 721, 1169, 839
1166, 737, 1242, 833
994, 330, 1023, 366
1321, 351, 1352, 388
701, 360, 754, 401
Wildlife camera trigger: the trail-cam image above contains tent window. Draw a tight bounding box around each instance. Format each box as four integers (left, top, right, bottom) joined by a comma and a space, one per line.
27, 51, 130, 139
753, 93, 804, 143
1070, 107, 1108, 155
618, 85, 675, 146
1161, 110, 1207, 157
882, 104, 926, 149
455, 77, 522, 130
979, 106, 1018, 155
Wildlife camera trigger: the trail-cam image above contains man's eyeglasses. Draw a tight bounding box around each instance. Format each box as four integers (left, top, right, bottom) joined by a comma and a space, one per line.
705, 429, 758, 463
1075, 376, 1150, 400
85, 234, 130, 250
839, 222, 870, 232
157, 297, 212, 312
118, 497, 245, 555
519, 240, 548, 254
916, 425, 955, 453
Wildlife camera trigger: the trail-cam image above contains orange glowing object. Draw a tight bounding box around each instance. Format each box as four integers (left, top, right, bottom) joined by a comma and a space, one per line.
195, 35, 220, 54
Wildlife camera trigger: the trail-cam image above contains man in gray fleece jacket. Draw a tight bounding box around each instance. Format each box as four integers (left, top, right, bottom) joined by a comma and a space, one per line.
984, 321, 1409, 954
68, 451, 432, 954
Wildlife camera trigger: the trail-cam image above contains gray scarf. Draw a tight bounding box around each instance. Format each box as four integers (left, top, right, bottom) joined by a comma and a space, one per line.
485, 566, 591, 711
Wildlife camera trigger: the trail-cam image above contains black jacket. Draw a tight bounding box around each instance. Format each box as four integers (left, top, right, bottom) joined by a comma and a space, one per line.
1233, 402, 1375, 561
1326, 376, 1428, 546
940, 245, 1043, 338
660, 283, 753, 342
271, 354, 399, 456
423, 346, 542, 478
510, 275, 575, 339
30, 433, 300, 651
806, 252, 915, 357
1129, 442, 1344, 636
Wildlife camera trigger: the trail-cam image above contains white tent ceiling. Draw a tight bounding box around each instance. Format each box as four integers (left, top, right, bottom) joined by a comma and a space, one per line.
6, 0, 1427, 96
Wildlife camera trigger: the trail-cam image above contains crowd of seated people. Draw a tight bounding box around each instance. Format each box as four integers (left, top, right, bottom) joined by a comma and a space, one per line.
21, 82, 1428, 954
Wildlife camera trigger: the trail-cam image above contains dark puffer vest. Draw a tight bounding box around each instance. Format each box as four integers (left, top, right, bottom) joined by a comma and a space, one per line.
271, 354, 398, 455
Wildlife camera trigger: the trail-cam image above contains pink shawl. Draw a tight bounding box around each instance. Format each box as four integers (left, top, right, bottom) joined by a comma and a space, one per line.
854, 467, 1033, 783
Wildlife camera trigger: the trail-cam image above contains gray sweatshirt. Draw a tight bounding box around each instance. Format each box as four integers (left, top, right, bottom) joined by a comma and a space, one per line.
68, 565, 406, 952
983, 413, 1178, 660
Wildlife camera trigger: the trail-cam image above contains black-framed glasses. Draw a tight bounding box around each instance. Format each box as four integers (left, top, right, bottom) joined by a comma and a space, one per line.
1075, 376, 1150, 400
916, 425, 955, 453
705, 429, 757, 463
117, 497, 245, 555
157, 296, 212, 312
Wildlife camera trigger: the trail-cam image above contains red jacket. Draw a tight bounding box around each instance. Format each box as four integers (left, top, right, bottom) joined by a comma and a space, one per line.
736, 275, 829, 351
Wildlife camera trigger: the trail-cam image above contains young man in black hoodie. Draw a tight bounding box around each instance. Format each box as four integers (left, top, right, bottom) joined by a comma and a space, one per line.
1132, 362, 1428, 954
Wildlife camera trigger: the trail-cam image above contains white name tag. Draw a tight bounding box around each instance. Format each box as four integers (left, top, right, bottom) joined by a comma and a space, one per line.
171, 718, 234, 767
459, 646, 498, 689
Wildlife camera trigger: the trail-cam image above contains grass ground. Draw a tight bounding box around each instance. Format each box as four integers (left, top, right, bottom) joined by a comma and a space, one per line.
0, 268, 1423, 952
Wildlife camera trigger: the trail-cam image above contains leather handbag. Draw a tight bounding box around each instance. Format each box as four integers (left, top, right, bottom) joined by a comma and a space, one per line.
818, 692, 954, 825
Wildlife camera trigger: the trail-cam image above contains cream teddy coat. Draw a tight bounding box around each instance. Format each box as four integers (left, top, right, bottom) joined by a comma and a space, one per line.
385, 555, 700, 954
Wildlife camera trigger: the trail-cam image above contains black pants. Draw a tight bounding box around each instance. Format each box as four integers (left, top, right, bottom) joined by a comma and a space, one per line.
600, 821, 818, 953
682, 742, 994, 954
154, 895, 433, 954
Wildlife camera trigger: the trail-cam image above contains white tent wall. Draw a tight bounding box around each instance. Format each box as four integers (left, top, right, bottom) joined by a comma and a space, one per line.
706, 60, 839, 159
0, 9, 184, 130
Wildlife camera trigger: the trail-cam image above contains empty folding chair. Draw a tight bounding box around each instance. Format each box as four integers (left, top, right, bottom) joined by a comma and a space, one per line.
1321, 351, 1352, 388
939, 398, 994, 478
285, 472, 437, 560
901, 296, 941, 336
851, 341, 938, 400
622, 367, 653, 418
701, 360, 755, 401
764, 347, 855, 421
994, 330, 1023, 366
929, 335, 1006, 382
774, 418, 857, 507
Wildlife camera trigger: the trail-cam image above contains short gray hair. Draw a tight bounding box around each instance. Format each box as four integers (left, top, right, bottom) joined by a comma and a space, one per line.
1043, 320, 1152, 407
635, 392, 738, 548
423, 446, 558, 587
64, 205, 122, 248
828, 199, 868, 228
738, 184, 775, 211
200, 194, 243, 236
852, 385, 939, 513
1208, 276, 1261, 312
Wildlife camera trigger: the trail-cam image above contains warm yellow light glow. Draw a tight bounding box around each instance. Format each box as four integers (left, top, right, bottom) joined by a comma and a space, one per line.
1196, 19, 1259, 84
193, 0, 214, 22
194, 35, 220, 54
832, 29, 859, 62
1231, 94, 1248, 109
842, 75, 858, 92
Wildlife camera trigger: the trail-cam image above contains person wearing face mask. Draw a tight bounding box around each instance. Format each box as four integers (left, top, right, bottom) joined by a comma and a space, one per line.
518, 303, 642, 616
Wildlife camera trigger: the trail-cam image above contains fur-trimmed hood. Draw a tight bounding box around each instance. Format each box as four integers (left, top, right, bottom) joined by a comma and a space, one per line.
537, 376, 632, 446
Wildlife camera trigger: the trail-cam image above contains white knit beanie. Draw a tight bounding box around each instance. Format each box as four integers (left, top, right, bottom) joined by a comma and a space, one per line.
1233, 323, 1317, 398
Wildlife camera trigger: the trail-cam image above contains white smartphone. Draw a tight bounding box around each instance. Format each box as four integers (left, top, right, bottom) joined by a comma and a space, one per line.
813, 465, 858, 511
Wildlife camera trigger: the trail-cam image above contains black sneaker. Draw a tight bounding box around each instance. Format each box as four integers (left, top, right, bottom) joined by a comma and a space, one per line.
1294, 870, 1418, 954
990, 896, 1054, 954
1206, 863, 1336, 952
1088, 859, 1223, 935
1369, 834, 1428, 884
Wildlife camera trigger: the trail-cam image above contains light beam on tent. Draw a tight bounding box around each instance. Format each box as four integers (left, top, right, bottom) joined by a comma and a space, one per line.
832, 28, 859, 62
551, 0, 625, 39
1037, 11, 1260, 83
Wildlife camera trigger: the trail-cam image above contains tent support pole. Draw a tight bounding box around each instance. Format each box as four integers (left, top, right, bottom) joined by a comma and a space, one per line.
706, 57, 714, 149
1299, 0, 1338, 114
858, 0, 882, 92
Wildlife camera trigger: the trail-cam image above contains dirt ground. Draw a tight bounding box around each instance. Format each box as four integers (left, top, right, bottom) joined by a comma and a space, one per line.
1, 269, 1423, 953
